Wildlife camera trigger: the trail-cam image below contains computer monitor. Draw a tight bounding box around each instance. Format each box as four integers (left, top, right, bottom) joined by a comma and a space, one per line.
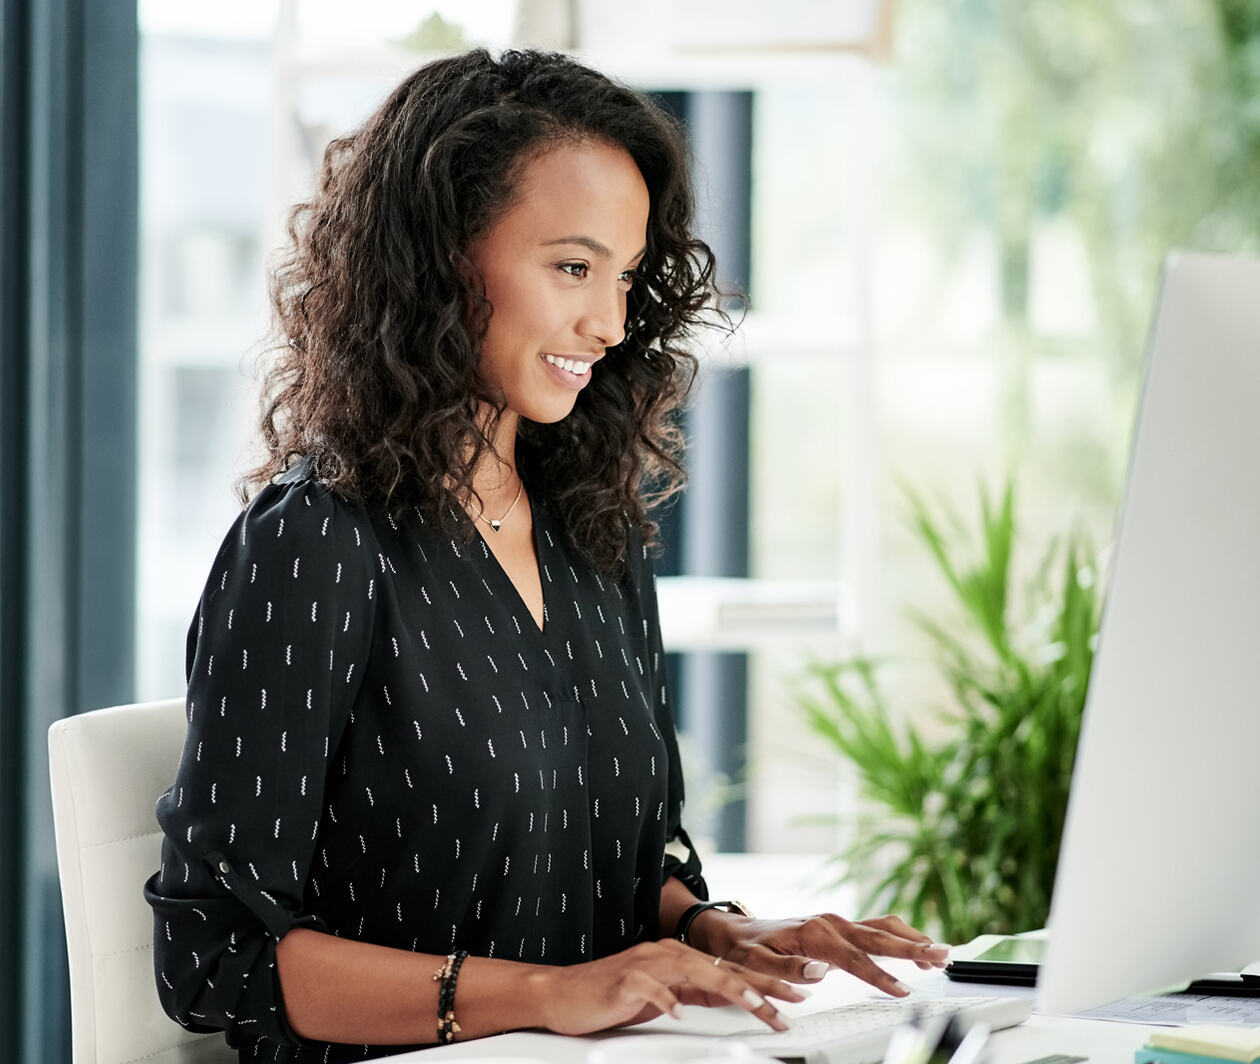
1037, 251, 1260, 1014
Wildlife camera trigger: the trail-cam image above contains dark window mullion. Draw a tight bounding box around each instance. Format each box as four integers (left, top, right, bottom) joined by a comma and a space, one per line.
651, 89, 755, 851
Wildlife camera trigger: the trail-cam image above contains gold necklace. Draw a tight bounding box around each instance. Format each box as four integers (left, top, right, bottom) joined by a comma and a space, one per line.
475, 480, 524, 533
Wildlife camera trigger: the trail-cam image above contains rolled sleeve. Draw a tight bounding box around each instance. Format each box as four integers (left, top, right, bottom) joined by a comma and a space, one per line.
144, 477, 376, 1047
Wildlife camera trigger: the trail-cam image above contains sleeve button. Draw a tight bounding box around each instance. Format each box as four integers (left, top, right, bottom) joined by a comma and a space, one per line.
218, 860, 231, 874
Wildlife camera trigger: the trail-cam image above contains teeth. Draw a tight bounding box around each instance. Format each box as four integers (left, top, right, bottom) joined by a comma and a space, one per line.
544, 355, 591, 376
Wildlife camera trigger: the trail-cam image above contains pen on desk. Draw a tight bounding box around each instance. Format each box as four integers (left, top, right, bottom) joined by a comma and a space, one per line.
882, 1023, 929, 1064
884, 1008, 951, 1064
946, 1022, 992, 1064
924, 1012, 966, 1064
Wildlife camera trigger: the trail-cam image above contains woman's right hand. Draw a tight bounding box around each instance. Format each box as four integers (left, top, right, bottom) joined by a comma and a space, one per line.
533, 939, 806, 1036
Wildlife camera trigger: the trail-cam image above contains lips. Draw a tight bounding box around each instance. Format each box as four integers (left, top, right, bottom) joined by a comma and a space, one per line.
542, 354, 593, 377
540, 352, 599, 391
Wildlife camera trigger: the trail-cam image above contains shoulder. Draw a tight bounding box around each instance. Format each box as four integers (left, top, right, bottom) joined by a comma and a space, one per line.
203, 464, 382, 606
242, 463, 371, 542
232, 462, 383, 556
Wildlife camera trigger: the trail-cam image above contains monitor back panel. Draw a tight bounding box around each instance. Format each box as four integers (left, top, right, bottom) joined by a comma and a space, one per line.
1038, 251, 1260, 1015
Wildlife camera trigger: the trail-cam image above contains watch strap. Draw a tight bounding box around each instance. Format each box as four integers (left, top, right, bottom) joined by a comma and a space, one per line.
675, 899, 754, 945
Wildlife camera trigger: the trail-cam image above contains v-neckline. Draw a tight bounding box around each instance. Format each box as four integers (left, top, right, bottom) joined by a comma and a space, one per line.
472, 495, 548, 636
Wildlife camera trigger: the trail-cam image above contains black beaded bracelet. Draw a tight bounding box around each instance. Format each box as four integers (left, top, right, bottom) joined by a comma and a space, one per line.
433, 949, 469, 1044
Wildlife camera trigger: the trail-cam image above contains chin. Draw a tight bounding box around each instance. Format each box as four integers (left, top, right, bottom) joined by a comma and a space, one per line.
518, 396, 582, 425
529, 405, 580, 425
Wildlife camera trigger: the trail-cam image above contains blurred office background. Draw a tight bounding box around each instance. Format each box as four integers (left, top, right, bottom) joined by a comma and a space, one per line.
4, 0, 1259, 1060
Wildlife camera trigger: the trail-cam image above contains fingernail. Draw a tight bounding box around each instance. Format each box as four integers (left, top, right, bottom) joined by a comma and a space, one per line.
742, 989, 766, 1009
803, 960, 830, 980
921, 942, 953, 952
793, 984, 813, 998
670, 1003, 686, 1020
894, 980, 912, 996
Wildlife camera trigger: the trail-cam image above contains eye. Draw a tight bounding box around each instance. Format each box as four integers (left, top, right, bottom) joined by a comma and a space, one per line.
558, 262, 589, 279
618, 269, 638, 288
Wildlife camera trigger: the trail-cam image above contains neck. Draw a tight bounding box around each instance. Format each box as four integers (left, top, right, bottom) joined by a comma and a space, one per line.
452, 405, 522, 525
470, 405, 519, 495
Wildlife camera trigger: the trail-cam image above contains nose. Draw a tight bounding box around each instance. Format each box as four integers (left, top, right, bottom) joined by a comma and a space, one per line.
578, 283, 627, 350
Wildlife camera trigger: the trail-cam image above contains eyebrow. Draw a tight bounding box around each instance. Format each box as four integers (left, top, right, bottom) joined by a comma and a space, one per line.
543, 236, 647, 262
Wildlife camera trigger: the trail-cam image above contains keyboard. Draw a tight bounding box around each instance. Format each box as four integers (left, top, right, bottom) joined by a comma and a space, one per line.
719, 995, 1033, 1064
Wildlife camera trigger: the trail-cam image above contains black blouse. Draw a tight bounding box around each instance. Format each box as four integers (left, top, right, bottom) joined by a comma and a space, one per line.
144, 468, 705, 1062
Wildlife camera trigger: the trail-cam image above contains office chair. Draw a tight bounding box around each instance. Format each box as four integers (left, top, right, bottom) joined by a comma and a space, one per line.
49, 698, 235, 1064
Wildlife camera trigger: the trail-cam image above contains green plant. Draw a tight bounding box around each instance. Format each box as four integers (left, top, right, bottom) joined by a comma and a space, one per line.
797, 480, 1103, 943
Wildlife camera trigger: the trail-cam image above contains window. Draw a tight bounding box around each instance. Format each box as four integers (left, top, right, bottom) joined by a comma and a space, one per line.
137, 0, 1256, 864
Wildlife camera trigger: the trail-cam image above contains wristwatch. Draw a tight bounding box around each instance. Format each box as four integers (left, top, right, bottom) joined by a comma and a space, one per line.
675, 899, 754, 945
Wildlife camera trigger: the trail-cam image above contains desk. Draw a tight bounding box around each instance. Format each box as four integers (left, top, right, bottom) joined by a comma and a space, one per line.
379, 963, 1149, 1064
369, 858, 1153, 1064
385, 997, 1147, 1064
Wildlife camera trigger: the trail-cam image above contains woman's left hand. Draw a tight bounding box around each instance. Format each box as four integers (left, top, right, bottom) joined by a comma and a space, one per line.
688, 911, 951, 996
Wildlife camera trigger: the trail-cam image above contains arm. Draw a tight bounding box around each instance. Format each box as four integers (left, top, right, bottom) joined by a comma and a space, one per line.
275, 930, 546, 1043
637, 539, 950, 993
661, 858, 950, 993
276, 926, 802, 1043
659, 871, 704, 940
147, 479, 375, 1045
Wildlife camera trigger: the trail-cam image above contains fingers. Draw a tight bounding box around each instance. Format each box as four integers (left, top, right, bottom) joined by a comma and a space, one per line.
608, 941, 804, 1032
621, 968, 685, 1022
808, 932, 913, 998
854, 930, 948, 967
658, 941, 802, 1030
702, 954, 795, 1032
729, 942, 837, 985
850, 915, 952, 968
797, 911, 950, 967
546, 942, 806, 1037
772, 915, 932, 996
683, 911, 953, 1008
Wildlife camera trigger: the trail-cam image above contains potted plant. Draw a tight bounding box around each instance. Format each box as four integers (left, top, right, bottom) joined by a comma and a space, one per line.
797, 480, 1103, 943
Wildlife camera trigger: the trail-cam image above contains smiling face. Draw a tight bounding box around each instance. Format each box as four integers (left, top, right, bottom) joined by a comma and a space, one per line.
467, 138, 650, 429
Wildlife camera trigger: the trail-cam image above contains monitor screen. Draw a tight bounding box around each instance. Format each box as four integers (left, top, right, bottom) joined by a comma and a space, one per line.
1037, 251, 1260, 1014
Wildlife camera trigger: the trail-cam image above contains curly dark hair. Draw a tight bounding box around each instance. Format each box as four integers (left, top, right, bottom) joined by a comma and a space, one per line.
246, 48, 721, 573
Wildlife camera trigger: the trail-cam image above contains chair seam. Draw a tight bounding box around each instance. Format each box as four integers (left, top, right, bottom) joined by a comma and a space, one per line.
93, 942, 153, 960
82, 829, 163, 849
121, 1031, 222, 1064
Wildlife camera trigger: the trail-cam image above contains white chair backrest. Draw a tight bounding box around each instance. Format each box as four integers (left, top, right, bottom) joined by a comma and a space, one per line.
49, 699, 235, 1064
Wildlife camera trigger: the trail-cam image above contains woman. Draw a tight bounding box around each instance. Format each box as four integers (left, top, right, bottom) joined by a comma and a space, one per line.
145, 48, 948, 1062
